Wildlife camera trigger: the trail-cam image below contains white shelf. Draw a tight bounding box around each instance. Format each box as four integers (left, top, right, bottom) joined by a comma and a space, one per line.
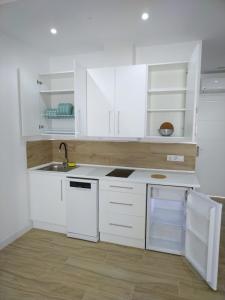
147, 61, 188, 68
152, 208, 185, 226
147, 109, 188, 112
41, 114, 75, 119
40, 89, 74, 95
201, 88, 225, 94
145, 136, 188, 142
148, 237, 183, 255
39, 71, 74, 76
42, 129, 75, 135
148, 88, 187, 94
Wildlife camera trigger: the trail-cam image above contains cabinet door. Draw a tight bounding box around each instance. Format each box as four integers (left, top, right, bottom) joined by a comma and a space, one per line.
87, 67, 115, 137
30, 173, 66, 226
18, 68, 41, 136
146, 185, 186, 255
185, 190, 222, 290
115, 65, 147, 138
75, 62, 86, 136
185, 43, 202, 141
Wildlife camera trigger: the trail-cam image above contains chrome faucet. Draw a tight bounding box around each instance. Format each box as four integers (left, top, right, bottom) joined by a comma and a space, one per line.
59, 142, 68, 166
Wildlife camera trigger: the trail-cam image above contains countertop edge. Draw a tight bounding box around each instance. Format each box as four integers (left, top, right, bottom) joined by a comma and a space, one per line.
28, 162, 200, 188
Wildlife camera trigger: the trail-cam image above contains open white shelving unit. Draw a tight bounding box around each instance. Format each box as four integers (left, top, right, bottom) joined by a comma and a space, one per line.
146, 62, 195, 141
38, 71, 75, 135
147, 185, 186, 255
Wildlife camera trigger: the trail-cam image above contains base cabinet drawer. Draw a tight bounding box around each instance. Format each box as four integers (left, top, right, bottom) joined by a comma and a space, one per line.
99, 180, 146, 248
100, 180, 146, 195
100, 213, 145, 239
99, 189, 146, 217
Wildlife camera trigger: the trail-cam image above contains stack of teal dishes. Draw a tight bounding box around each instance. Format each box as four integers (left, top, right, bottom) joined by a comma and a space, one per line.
45, 108, 57, 118
44, 103, 74, 119
57, 103, 74, 117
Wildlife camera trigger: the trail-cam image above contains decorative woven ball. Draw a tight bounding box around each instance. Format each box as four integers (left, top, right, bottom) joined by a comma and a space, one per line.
160, 122, 174, 130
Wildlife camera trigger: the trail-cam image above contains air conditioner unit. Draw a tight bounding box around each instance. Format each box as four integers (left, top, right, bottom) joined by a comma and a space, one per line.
201, 73, 225, 94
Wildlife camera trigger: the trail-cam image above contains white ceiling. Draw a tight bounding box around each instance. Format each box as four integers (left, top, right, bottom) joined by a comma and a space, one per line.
0, 0, 225, 71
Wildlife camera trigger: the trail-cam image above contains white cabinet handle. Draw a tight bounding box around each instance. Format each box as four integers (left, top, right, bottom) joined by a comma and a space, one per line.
117, 111, 120, 135
109, 223, 133, 229
61, 180, 63, 201
108, 111, 111, 134
109, 185, 133, 190
109, 201, 133, 206
77, 110, 81, 133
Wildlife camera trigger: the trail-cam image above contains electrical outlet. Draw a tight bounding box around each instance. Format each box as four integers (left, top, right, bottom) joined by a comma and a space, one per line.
167, 155, 184, 162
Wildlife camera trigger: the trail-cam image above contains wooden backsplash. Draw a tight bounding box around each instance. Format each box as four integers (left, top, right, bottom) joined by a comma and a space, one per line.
27, 140, 53, 168
27, 140, 197, 171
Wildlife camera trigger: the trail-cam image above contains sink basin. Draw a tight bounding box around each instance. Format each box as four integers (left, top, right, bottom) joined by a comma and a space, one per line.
37, 163, 77, 172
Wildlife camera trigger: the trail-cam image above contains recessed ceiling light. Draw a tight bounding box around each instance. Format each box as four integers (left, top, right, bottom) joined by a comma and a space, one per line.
141, 12, 149, 21
50, 28, 58, 35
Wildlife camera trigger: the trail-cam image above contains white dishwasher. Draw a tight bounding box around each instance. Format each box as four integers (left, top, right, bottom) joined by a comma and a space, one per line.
65, 177, 99, 242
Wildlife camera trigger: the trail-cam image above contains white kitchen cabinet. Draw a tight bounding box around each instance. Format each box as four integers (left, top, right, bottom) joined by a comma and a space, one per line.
147, 185, 222, 290
146, 43, 201, 142
75, 62, 87, 136
18, 62, 86, 137
87, 65, 147, 138
87, 67, 115, 137
29, 173, 66, 232
18, 68, 41, 136
115, 65, 147, 137
99, 180, 146, 248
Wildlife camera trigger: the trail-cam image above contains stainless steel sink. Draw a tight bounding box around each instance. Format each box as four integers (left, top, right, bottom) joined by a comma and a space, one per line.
37, 163, 77, 172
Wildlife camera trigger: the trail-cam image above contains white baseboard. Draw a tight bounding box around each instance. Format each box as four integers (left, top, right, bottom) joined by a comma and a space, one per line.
0, 221, 32, 250
67, 232, 99, 242
33, 220, 66, 234
100, 232, 145, 249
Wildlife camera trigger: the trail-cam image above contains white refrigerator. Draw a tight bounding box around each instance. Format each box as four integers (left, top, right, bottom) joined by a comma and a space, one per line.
146, 185, 222, 291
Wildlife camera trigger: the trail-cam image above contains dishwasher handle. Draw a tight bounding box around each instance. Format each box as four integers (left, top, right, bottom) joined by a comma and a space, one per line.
69, 181, 91, 189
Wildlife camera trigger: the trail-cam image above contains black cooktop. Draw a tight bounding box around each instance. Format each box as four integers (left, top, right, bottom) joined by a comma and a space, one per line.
106, 169, 134, 178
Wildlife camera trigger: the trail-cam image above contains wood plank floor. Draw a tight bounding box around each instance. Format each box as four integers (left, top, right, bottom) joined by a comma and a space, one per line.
0, 205, 224, 300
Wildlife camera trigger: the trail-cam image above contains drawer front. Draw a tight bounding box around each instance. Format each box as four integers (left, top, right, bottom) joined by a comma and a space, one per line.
100, 180, 146, 195
99, 190, 146, 217
100, 213, 145, 239
150, 185, 187, 202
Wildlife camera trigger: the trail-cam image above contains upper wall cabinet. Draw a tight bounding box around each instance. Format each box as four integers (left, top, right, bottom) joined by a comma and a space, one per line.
18, 63, 86, 137
146, 44, 201, 142
146, 62, 188, 139
86, 43, 201, 142
19, 43, 201, 142
87, 65, 147, 138
38, 70, 75, 136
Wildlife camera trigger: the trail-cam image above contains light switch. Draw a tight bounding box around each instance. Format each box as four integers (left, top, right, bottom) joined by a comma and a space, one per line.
167, 155, 184, 162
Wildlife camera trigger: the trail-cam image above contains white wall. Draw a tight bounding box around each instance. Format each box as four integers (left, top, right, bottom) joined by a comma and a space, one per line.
49, 41, 200, 71
0, 33, 49, 248
202, 40, 225, 73
197, 92, 225, 197
135, 41, 199, 65
49, 45, 133, 72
